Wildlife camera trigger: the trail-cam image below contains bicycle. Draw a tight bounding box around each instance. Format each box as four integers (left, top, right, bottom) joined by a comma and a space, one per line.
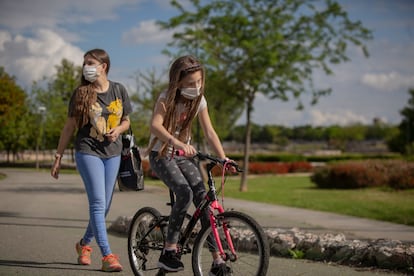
127, 151, 270, 275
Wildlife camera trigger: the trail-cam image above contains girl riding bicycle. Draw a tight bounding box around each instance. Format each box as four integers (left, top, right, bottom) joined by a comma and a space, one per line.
147, 55, 233, 275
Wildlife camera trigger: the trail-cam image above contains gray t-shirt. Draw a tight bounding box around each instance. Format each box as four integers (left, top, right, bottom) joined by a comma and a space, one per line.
69, 81, 132, 158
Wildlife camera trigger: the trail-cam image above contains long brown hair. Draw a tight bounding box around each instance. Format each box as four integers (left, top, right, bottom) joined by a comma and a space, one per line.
149, 55, 205, 156
71, 48, 111, 128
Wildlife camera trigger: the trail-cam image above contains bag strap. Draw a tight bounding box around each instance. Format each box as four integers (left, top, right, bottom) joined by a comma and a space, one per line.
126, 126, 133, 136
123, 126, 135, 148
114, 81, 132, 137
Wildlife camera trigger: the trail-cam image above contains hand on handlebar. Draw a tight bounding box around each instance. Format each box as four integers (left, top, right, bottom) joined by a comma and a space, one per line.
175, 144, 196, 157
175, 150, 243, 173
224, 159, 238, 173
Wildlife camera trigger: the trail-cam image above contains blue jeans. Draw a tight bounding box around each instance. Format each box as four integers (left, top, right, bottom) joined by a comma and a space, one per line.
75, 152, 121, 256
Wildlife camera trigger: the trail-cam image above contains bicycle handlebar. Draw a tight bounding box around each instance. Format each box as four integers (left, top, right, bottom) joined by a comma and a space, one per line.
175, 150, 243, 172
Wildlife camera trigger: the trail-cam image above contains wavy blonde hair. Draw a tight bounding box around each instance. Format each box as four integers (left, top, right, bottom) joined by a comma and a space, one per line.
70, 49, 111, 128
148, 55, 205, 156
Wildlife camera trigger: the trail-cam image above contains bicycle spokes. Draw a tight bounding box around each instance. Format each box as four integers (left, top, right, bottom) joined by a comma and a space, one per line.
192, 211, 269, 276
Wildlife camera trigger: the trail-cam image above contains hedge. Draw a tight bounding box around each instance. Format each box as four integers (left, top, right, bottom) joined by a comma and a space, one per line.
311, 160, 414, 190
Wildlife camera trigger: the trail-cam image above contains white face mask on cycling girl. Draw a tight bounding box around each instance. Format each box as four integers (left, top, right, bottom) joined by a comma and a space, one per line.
180, 86, 201, 99
83, 64, 101, 83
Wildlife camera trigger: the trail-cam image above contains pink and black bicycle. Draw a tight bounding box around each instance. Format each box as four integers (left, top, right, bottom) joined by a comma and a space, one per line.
127, 151, 269, 275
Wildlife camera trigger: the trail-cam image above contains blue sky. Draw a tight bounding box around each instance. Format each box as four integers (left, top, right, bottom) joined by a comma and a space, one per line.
1, 0, 413, 127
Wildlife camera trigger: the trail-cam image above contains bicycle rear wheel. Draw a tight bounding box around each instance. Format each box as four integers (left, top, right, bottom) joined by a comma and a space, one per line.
128, 207, 164, 276
191, 211, 269, 276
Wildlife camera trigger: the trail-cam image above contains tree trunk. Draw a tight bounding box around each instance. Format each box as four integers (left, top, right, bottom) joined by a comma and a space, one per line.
240, 97, 253, 192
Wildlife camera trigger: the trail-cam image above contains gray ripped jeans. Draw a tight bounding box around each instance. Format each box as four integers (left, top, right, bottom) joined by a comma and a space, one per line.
149, 151, 210, 244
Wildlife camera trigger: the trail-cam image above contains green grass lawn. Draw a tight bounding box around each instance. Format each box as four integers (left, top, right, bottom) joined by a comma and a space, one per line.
147, 175, 414, 226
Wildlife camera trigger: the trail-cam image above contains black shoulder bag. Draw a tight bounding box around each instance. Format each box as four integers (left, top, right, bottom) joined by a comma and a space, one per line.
118, 128, 144, 191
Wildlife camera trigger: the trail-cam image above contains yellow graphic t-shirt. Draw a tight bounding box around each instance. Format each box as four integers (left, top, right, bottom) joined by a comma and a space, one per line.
69, 81, 132, 158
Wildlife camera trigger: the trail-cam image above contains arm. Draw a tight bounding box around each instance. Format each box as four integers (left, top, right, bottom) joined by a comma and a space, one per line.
51, 117, 77, 179
150, 99, 196, 156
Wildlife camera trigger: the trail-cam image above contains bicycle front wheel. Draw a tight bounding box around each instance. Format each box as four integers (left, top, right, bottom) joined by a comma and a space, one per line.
192, 211, 269, 276
128, 207, 164, 276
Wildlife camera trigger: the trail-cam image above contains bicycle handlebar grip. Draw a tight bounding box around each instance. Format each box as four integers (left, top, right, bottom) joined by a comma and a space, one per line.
175, 149, 185, 156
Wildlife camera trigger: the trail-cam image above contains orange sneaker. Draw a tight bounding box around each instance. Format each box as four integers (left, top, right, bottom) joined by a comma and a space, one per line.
102, 253, 123, 272
75, 241, 92, 265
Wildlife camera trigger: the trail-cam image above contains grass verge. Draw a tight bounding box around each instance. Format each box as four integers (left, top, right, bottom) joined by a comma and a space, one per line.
147, 174, 414, 226
224, 175, 414, 226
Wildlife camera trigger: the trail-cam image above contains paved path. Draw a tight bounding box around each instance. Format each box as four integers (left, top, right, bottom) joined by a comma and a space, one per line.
0, 168, 411, 275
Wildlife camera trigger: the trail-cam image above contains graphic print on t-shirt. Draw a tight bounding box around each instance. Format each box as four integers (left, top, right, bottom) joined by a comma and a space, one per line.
90, 102, 106, 141
106, 98, 123, 132
89, 98, 123, 142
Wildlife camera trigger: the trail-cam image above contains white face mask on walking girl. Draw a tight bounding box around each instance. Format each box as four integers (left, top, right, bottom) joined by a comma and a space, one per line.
83, 64, 102, 83
180, 86, 201, 99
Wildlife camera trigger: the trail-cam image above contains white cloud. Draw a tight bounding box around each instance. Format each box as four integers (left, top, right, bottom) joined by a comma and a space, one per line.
0, 31, 11, 51
361, 72, 414, 91
0, 0, 140, 30
236, 92, 377, 127
122, 20, 175, 45
237, 103, 373, 127
0, 29, 84, 87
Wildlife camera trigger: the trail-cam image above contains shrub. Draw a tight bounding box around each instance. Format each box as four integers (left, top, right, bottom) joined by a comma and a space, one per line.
310, 167, 331, 188
201, 161, 313, 176
245, 161, 313, 175
248, 162, 290, 174
311, 160, 414, 190
388, 163, 414, 189
227, 153, 306, 162
289, 161, 313, 173
313, 162, 371, 189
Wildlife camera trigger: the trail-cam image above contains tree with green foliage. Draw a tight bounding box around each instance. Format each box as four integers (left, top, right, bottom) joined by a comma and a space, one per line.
160, 0, 372, 191
0, 67, 31, 161
29, 59, 81, 156
388, 89, 414, 154
129, 69, 168, 145
326, 124, 365, 151
201, 69, 245, 141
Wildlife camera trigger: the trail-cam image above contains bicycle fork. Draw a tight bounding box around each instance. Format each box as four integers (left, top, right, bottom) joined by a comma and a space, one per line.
209, 200, 238, 262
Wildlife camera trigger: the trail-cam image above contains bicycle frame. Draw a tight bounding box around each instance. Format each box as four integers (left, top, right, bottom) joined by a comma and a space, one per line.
175, 156, 238, 261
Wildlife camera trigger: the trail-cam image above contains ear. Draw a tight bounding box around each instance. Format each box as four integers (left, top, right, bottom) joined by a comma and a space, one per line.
101, 63, 108, 73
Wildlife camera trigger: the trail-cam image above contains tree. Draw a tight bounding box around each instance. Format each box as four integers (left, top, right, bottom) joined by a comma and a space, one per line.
30, 59, 81, 152
160, 0, 372, 191
388, 89, 414, 154
0, 67, 31, 161
326, 124, 366, 151
202, 69, 244, 140
129, 69, 168, 145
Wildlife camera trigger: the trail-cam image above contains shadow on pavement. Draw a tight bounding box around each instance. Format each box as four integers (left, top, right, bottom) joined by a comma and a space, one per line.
0, 259, 99, 272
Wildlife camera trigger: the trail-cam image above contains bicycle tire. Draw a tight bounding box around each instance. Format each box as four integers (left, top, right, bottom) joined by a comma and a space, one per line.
128, 207, 164, 276
191, 211, 270, 276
